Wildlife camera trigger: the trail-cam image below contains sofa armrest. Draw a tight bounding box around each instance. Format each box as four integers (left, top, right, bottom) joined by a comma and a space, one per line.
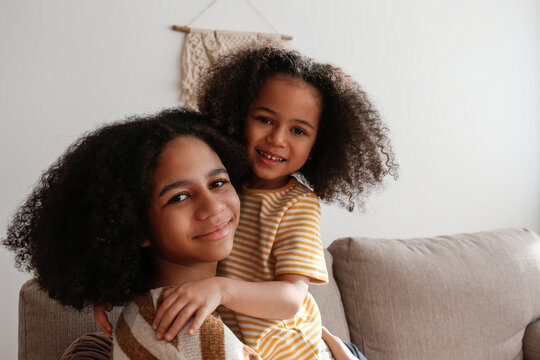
524, 318, 540, 360
18, 279, 121, 360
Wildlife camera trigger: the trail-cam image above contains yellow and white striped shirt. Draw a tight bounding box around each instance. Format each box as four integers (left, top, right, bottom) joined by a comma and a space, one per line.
217, 177, 328, 360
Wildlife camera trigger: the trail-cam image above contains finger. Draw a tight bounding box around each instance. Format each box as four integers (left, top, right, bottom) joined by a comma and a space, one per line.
97, 317, 112, 337
155, 300, 188, 339
94, 316, 111, 338
163, 305, 199, 341
93, 306, 113, 335
321, 326, 331, 340
153, 293, 183, 330
321, 327, 355, 360
163, 287, 175, 298
186, 307, 211, 336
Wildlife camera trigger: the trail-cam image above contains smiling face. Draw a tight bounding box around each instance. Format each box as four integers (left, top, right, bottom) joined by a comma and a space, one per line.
244, 74, 322, 189
148, 136, 240, 269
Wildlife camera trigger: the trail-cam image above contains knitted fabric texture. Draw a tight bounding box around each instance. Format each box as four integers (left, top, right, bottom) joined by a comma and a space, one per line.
112, 287, 260, 360
180, 28, 282, 109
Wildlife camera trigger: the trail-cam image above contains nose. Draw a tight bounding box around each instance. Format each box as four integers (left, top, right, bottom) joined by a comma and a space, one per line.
195, 190, 225, 221
266, 127, 286, 147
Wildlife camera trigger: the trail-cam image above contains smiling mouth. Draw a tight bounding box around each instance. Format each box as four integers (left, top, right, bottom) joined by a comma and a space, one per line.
194, 221, 231, 242
257, 150, 286, 162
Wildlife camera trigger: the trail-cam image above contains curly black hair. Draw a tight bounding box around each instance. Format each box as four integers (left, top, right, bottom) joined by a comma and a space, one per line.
197, 46, 398, 210
2, 108, 248, 310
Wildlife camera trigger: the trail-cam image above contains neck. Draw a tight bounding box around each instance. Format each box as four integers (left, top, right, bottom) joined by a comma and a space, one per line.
249, 174, 290, 189
152, 257, 218, 288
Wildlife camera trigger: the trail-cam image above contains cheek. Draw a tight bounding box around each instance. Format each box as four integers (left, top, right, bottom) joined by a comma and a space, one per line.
296, 140, 316, 159
156, 216, 188, 247
233, 196, 241, 219
229, 193, 240, 216
227, 192, 241, 226
244, 123, 263, 145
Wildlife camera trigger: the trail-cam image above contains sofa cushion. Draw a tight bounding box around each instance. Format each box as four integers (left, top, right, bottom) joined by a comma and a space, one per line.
19, 279, 122, 360
328, 228, 540, 360
309, 249, 350, 342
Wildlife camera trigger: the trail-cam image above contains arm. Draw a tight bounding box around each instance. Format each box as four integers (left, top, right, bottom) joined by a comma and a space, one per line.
321, 327, 358, 360
153, 274, 309, 341
221, 273, 309, 318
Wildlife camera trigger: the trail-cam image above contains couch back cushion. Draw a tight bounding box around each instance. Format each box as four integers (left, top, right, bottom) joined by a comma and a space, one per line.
328, 228, 540, 360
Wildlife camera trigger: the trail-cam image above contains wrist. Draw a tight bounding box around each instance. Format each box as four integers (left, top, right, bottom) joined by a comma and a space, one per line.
214, 277, 230, 307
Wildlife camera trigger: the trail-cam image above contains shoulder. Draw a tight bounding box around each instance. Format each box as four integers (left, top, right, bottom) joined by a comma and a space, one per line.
242, 178, 320, 217
277, 179, 321, 221
286, 178, 320, 208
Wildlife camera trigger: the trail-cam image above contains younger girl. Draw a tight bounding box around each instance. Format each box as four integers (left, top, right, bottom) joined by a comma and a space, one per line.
3, 109, 261, 359
149, 46, 397, 360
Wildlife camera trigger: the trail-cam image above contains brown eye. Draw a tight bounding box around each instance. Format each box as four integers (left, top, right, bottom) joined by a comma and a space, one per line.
210, 179, 229, 189
167, 193, 189, 205
256, 116, 272, 125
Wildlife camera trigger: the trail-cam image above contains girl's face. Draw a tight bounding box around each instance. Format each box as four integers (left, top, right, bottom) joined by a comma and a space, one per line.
148, 136, 240, 267
244, 74, 322, 189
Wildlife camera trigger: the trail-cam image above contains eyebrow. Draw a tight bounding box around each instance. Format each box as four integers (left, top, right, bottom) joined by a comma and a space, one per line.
252, 106, 316, 130
158, 168, 228, 197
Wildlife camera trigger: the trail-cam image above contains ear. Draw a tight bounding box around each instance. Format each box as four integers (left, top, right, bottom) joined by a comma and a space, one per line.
141, 239, 151, 248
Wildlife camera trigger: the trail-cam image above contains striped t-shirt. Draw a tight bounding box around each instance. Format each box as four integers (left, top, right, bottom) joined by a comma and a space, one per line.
217, 177, 328, 360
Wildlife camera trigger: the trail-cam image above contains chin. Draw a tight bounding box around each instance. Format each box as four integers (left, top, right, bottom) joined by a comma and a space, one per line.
210, 242, 234, 262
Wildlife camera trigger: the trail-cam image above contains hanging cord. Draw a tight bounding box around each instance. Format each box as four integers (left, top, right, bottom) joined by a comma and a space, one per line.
172, 0, 292, 40
245, 0, 280, 34
186, 0, 220, 26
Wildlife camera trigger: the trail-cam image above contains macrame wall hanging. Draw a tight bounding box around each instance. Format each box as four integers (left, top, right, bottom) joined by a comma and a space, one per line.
172, 0, 292, 109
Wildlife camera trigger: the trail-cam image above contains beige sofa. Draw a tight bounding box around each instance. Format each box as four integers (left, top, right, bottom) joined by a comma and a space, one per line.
19, 228, 540, 359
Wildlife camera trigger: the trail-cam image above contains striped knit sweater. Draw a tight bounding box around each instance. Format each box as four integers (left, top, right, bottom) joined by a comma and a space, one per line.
112, 287, 261, 360
217, 177, 328, 360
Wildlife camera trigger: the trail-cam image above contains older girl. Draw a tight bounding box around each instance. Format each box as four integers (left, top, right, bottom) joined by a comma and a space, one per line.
3, 108, 258, 359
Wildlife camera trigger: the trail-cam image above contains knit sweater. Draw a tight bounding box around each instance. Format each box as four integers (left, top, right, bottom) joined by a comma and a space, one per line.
112, 287, 261, 360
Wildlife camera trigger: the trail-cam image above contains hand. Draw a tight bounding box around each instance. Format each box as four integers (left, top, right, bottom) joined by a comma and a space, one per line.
93, 303, 114, 338
321, 327, 357, 360
153, 278, 224, 341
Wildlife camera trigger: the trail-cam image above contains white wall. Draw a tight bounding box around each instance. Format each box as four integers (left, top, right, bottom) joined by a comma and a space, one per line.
1, 0, 538, 357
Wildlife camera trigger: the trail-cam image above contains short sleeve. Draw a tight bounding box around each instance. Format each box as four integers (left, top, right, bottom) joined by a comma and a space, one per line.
272, 193, 328, 283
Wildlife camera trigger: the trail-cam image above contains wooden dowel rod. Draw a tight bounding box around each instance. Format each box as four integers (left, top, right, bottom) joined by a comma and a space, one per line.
171, 25, 292, 41
172, 25, 191, 33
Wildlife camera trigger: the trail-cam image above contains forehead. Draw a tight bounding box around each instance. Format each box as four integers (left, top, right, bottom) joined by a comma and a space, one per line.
154, 136, 223, 180
253, 75, 322, 121
259, 74, 321, 101
161, 136, 216, 157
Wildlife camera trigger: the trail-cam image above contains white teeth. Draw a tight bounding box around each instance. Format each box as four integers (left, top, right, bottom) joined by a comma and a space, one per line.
258, 150, 285, 162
